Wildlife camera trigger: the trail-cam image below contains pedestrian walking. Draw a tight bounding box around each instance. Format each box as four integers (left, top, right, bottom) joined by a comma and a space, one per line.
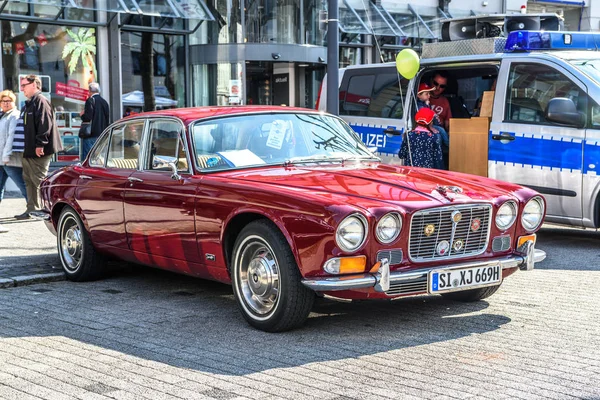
80, 82, 109, 161
15, 75, 62, 220
0, 90, 28, 206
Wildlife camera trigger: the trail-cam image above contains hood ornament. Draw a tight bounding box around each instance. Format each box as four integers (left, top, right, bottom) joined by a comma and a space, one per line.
434, 185, 463, 201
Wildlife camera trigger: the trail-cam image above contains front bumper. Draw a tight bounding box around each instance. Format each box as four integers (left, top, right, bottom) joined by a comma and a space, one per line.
301, 240, 546, 294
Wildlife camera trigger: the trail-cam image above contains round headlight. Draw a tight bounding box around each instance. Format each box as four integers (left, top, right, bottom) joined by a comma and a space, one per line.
376, 213, 402, 244
522, 196, 544, 231
336, 214, 367, 252
495, 201, 517, 230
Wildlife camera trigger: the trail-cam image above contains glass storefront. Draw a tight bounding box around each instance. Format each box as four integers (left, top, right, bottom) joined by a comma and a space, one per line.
192, 62, 243, 106
1, 21, 98, 162
120, 31, 185, 115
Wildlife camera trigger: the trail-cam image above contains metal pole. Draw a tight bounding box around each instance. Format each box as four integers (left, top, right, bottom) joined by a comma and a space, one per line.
326, 0, 339, 115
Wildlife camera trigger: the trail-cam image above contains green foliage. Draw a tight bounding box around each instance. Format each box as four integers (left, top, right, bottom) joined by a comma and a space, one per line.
62, 28, 97, 80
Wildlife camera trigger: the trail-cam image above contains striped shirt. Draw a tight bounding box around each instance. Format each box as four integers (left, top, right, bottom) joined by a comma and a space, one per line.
12, 110, 25, 152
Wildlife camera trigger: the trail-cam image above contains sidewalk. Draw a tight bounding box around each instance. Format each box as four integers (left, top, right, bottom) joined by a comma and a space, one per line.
0, 195, 64, 288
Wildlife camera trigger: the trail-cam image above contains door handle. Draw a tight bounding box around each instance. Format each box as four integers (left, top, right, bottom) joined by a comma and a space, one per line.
383, 127, 401, 135
127, 177, 143, 183
491, 133, 516, 141
80, 175, 93, 180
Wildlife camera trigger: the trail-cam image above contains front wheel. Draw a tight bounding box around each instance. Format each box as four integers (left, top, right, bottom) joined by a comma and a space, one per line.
441, 284, 501, 302
231, 220, 314, 332
57, 206, 105, 282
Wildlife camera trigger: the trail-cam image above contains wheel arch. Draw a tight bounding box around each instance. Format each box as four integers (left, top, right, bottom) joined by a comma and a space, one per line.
222, 211, 299, 278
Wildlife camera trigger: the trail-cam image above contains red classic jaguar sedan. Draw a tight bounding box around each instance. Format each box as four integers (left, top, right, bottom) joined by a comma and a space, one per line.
37, 106, 546, 332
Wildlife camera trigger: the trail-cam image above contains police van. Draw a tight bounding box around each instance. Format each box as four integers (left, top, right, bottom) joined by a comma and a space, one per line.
318, 24, 600, 229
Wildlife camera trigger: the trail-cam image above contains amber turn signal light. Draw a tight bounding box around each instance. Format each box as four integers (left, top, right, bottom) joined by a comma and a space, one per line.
517, 234, 536, 248
323, 256, 367, 274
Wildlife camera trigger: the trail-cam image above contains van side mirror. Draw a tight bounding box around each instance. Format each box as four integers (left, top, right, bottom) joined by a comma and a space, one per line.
546, 98, 585, 129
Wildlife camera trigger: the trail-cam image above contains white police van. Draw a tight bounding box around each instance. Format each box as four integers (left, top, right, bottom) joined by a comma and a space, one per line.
318, 28, 600, 229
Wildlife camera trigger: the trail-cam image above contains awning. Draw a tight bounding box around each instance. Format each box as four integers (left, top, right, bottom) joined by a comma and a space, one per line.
122, 90, 178, 107
0, 0, 214, 33
337, 0, 446, 40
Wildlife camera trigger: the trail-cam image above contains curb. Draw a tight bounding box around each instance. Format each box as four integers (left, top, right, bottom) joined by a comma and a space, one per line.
0, 272, 66, 289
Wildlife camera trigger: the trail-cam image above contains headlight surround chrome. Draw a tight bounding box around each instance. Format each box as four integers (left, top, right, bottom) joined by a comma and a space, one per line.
375, 212, 402, 244
521, 196, 544, 231
336, 214, 368, 252
495, 201, 517, 230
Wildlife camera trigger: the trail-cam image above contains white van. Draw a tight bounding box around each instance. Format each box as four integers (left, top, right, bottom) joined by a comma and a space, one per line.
317, 30, 600, 229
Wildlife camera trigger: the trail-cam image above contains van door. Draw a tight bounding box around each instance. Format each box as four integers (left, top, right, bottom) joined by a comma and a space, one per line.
489, 60, 587, 223
338, 66, 409, 163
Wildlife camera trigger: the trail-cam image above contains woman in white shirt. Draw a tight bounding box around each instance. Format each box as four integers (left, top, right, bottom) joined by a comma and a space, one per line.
0, 89, 28, 209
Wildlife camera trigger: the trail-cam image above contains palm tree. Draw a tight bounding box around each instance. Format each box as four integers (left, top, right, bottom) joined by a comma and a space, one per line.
61, 28, 97, 82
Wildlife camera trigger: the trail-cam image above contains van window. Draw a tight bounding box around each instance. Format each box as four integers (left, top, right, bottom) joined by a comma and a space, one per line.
369, 73, 407, 119
341, 74, 374, 116
339, 68, 407, 118
506, 63, 588, 125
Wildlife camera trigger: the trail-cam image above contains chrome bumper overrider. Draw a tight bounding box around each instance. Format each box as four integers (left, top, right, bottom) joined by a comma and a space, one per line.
301, 240, 546, 293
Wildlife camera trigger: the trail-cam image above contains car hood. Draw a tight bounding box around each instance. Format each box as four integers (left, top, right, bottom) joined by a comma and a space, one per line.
222, 163, 525, 211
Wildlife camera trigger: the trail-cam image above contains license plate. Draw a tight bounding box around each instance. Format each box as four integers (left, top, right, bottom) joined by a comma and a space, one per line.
429, 264, 502, 293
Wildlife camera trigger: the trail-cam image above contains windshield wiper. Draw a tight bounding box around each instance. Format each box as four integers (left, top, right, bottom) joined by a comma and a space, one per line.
283, 154, 380, 166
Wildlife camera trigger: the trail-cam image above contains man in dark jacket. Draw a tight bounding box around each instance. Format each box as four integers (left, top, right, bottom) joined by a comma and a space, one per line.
15, 74, 62, 219
80, 82, 109, 160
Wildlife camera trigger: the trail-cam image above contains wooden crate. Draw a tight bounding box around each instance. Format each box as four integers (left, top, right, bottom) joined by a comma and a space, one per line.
449, 117, 489, 177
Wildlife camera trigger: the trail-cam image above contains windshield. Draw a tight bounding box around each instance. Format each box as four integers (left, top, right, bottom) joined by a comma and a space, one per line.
568, 58, 600, 86
191, 112, 377, 171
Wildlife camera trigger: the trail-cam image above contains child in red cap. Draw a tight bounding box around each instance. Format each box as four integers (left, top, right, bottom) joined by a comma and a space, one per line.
416, 82, 449, 167
398, 107, 444, 169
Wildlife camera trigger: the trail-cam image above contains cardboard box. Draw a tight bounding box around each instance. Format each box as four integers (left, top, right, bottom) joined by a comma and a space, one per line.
479, 91, 494, 118
449, 117, 489, 177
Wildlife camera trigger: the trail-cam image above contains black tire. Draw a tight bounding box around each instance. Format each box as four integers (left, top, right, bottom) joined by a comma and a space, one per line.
57, 206, 106, 282
441, 284, 501, 302
231, 220, 315, 332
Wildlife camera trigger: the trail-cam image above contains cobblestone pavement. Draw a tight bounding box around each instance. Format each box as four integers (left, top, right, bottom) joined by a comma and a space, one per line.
0, 197, 64, 288
1, 197, 600, 399
1, 264, 599, 399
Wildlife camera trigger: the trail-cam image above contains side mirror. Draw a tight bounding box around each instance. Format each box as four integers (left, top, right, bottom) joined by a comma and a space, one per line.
383, 127, 401, 136
546, 97, 585, 128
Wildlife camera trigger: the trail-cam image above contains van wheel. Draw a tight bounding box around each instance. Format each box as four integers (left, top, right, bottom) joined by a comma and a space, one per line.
57, 206, 105, 281
231, 220, 314, 332
441, 284, 501, 302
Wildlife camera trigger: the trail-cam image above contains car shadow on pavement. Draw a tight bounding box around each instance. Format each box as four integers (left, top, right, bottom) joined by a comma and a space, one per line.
0, 266, 511, 376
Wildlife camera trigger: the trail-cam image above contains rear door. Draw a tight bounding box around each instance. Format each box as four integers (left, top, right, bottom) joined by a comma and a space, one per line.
489, 58, 587, 221
75, 122, 142, 249
338, 66, 409, 163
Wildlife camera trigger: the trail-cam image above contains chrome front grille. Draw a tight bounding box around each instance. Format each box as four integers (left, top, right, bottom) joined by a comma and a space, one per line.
409, 204, 491, 262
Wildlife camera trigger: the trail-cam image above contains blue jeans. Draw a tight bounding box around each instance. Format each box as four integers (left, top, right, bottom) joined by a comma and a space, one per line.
0, 165, 28, 201
81, 137, 98, 161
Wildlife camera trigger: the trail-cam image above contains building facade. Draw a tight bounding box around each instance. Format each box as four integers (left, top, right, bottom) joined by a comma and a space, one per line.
0, 0, 593, 168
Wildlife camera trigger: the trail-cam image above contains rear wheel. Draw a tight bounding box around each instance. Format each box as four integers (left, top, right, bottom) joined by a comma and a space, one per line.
231, 220, 314, 332
441, 284, 501, 302
57, 206, 105, 281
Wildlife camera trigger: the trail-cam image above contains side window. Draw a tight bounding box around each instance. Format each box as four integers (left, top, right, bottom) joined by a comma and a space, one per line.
106, 121, 144, 169
147, 120, 188, 172
88, 132, 110, 167
506, 63, 588, 125
368, 72, 408, 119
340, 74, 374, 116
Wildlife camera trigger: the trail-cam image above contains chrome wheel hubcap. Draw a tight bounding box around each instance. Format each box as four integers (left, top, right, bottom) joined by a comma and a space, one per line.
60, 216, 82, 272
237, 238, 280, 316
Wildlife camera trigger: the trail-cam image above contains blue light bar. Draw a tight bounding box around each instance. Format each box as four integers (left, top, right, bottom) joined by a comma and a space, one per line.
505, 31, 600, 52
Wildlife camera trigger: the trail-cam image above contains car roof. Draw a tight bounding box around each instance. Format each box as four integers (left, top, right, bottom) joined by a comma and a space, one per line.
120, 105, 317, 125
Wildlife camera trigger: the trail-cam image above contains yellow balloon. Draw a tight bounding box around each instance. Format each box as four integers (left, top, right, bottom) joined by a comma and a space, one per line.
396, 49, 420, 79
